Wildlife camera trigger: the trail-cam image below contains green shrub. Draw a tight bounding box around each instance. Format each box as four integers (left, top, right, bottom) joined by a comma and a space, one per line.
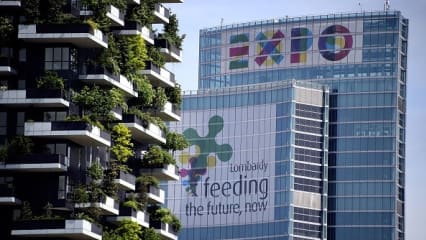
37, 71, 65, 89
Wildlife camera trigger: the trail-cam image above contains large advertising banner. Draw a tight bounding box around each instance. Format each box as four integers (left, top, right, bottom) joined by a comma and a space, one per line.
221, 20, 364, 73
168, 105, 276, 227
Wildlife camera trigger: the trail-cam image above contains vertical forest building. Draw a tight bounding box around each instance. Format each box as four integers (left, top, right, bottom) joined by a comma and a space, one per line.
0, 0, 184, 239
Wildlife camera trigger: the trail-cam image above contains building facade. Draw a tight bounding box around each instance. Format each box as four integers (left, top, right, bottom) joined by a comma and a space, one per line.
0, 0, 184, 239
169, 11, 408, 240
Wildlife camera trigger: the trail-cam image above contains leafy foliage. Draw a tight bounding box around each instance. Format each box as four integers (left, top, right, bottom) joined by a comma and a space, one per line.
163, 132, 189, 152
130, 74, 155, 107
161, 14, 185, 49
147, 45, 165, 67
140, 228, 161, 240
127, 0, 156, 26
8, 136, 34, 157
118, 35, 147, 77
149, 207, 182, 232
21, 201, 33, 220
142, 145, 175, 167
37, 71, 65, 89
87, 161, 104, 180
165, 85, 182, 105
99, 34, 121, 74
111, 124, 134, 164
153, 87, 168, 109
103, 220, 142, 240
0, 17, 14, 44
73, 86, 125, 120
72, 185, 89, 203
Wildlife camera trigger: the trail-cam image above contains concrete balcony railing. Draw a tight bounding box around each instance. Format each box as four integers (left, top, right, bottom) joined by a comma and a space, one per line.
151, 221, 178, 240
154, 38, 182, 63
0, 0, 21, 7
147, 185, 165, 204
107, 206, 149, 228
0, 89, 70, 108
140, 164, 179, 181
152, 101, 181, 122
122, 114, 166, 144
0, 57, 17, 75
113, 171, 136, 191
127, 0, 140, 5
0, 184, 21, 205
139, 61, 176, 87
75, 195, 119, 216
106, 4, 125, 26
0, 154, 68, 172
113, 21, 154, 45
79, 66, 137, 97
18, 24, 108, 48
24, 121, 111, 147
153, 4, 170, 24
11, 219, 102, 240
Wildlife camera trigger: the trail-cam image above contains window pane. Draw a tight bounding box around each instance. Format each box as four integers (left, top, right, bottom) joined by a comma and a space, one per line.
53, 48, 62, 61
45, 48, 53, 61
62, 48, 69, 61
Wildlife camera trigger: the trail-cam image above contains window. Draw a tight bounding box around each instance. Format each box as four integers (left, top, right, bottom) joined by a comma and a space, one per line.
44, 47, 76, 70
16, 112, 25, 135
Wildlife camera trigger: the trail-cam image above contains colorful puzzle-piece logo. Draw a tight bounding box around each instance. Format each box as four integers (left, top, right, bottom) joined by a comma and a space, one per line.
179, 116, 233, 196
229, 33, 250, 70
255, 30, 285, 66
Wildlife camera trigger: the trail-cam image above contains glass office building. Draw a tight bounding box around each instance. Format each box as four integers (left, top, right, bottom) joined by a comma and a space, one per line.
170, 11, 408, 240
168, 81, 329, 240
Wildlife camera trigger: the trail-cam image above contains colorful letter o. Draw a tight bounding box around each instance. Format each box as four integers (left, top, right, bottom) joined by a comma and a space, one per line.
318, 25, 353, 61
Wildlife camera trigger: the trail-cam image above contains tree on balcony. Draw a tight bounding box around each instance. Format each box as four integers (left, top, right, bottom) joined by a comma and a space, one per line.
153, 87, 168, 110
142, 145, 175, 168
165, 85, 183, 105
0, 17, 14, 44
118, 35, 148, 77
103, 219, 141, 240
99, 34, 121, 74
161, 14, 185, 50
37, 71, 65, 89
147, 45, 165, 67
149, 206, 181, 233
163, 132, 189, 154
73, 85, 126, 122
127, 0, 157, 26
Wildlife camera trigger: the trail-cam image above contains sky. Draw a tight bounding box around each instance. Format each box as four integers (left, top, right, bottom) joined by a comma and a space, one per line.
163, 0, 426, 239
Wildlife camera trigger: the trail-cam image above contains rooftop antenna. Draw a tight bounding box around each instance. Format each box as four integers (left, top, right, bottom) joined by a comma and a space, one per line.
358, 2, 363, 12
220, 18, 224, 28
384, 0, 390, 11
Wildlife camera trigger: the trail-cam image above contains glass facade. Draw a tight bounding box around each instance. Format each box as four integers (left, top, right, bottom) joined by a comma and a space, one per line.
172, 11, 407, 240
168, 82, 329, 240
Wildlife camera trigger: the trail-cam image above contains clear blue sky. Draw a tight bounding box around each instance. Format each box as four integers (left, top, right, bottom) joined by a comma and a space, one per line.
164, 0, 426, 239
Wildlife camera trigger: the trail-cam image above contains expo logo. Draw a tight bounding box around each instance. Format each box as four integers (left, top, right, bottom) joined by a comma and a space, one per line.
229, 24, 353, 69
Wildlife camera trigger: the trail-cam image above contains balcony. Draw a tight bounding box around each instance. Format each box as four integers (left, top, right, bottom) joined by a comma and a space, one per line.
139, 61, 175, 87
122, 114, 166, 144
113, 21, 154, 45
154, 38, 182, 62
11, 219, 102, 240
0, 89, 70, 108
110, 106, 123, 121
153, 101, 181, 122
151, 221, 178, 240
24, 121, 111, 147
0, 154, 68, 172
18, 24, 108, 48
106, 206, 149, 228
106, 5, 125, 26
0, 185, 21, 205
127, 0, 140, 4
113, 171, 136, 191
0, 0, 21, 7
158, 0, 183, 3
153, 4, 170, 24
79, 66, 137, 97
147, 185, 165, 204
140, 164, 179, 181
0, 57, 17, 75
75, 195, 119, 216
